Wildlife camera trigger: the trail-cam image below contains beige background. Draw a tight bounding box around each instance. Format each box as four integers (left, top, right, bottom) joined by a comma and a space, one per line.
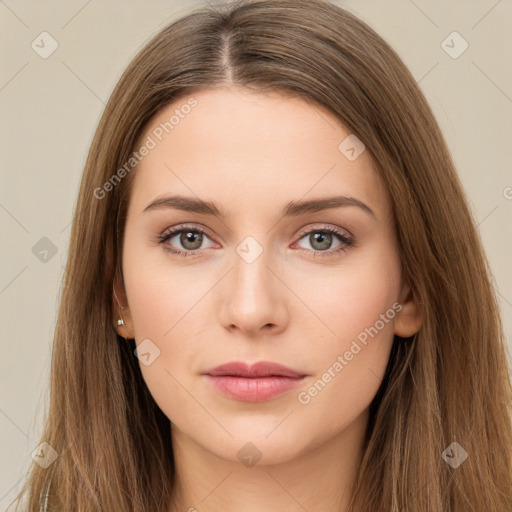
1, 0, 511, 507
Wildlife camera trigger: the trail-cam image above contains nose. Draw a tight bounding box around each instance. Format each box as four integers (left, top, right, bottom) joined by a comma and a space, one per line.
218, 244, 288, 337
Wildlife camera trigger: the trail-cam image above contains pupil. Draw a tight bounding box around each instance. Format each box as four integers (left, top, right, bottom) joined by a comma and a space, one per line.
181, 231, 202, 250
312, 232, 331, 250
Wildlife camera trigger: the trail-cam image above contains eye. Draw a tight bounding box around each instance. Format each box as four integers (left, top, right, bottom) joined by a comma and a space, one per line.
157, 225, 215, 257
293, 226, 355, 258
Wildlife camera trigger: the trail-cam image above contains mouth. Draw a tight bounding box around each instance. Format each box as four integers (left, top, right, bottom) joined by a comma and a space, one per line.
202, 361, 308, 402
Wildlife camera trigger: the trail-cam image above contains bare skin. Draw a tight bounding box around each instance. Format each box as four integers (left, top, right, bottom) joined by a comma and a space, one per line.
113, 86, 422, 512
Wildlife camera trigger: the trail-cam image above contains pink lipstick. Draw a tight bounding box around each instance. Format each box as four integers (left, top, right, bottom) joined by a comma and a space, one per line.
203, 361, 307, 402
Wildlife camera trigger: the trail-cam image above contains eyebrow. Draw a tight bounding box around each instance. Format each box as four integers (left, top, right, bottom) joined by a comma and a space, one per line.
142, 194, 376, 219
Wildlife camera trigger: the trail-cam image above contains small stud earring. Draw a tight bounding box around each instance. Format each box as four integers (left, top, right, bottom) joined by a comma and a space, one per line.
117, 318, 124, 326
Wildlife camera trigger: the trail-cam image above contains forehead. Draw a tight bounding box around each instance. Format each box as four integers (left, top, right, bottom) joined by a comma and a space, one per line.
128, 86, 390, 220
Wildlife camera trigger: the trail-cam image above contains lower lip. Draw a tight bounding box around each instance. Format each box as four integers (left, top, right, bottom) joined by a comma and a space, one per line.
204, 375, 306, 402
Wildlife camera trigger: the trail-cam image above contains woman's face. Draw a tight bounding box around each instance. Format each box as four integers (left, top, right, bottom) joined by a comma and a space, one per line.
116, 86, 419, 465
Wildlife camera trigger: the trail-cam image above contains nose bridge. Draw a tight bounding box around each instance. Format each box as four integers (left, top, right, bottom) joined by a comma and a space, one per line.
219, 233, 286, 333
232, 235, 274, 306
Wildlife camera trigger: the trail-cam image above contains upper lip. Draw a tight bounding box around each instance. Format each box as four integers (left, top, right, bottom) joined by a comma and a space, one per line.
204, 361, 306, 378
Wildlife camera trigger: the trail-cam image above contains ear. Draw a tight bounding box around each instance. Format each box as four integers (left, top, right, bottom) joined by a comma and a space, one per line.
394, 280, 422, 338
112, 271, 135, 340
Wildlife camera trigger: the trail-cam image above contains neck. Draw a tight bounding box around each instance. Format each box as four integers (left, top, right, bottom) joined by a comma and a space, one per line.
168, 408, 368, 512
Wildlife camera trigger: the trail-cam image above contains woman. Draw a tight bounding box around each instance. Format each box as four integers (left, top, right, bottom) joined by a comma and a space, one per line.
12, 0, 512, 510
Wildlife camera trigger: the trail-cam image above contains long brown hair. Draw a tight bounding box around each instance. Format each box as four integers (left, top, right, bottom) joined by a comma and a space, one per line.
11, 0, 512, 510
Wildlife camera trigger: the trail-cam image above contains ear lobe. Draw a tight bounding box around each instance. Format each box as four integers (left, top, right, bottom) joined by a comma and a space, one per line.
112, 272, 135, 339
394, 281, 422, 338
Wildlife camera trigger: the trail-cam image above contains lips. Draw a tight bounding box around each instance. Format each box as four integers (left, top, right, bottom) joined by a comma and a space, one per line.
204, 361, 306, 379
203, 361, 307, 402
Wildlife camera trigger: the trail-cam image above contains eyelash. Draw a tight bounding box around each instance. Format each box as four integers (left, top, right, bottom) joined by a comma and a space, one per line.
156, 224, 355, 259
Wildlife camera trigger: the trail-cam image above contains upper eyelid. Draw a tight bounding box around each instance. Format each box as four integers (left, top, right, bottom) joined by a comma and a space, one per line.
161, 223, 214, 238
162, 223, 351, 240
295, 224, 352, 239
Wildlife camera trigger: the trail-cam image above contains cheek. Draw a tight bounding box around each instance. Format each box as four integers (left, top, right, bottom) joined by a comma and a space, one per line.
293, 251, 400, 425
122, 245, 206, 416
122, 226, 198, 339
290, 244, 400, 349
